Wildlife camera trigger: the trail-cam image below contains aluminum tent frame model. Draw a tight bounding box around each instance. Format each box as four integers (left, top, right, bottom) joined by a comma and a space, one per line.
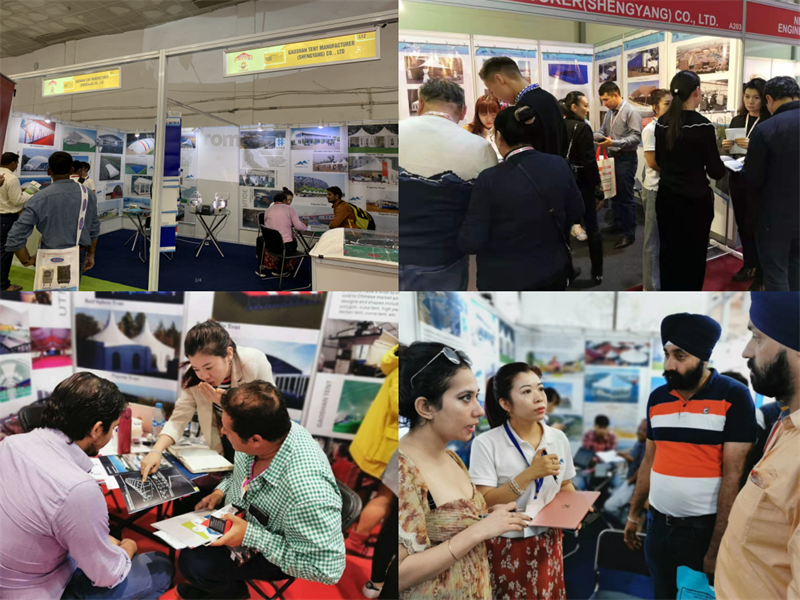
7, 9, 397, 291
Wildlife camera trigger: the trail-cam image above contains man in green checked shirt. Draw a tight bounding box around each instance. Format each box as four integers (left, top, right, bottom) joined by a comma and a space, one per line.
176, 381, 345, 600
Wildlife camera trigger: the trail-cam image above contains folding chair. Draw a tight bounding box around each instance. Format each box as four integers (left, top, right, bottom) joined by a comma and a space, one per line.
256, 225, 310, 291
246, 479, 363, 600
588, 529, 650, 600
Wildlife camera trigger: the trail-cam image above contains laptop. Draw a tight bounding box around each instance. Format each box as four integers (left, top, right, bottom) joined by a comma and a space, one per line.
573, 447, 596, 470
528, 491, 601, 530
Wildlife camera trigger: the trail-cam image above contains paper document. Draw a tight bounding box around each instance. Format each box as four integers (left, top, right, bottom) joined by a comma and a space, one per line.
725, 128, 748, 155
152, 504, 239, 549
168, 446, 233, 473
721, 156, 745, 172
596, 450, 625, 463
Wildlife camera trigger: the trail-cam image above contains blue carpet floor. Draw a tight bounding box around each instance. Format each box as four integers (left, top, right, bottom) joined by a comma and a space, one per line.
89, 229, 311, 291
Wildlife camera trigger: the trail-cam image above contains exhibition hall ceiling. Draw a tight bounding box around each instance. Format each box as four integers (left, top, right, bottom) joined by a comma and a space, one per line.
0, 0, 252, 59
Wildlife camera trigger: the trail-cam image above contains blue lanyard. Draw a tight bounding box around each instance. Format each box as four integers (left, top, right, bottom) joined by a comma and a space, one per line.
503, 422, 544, 500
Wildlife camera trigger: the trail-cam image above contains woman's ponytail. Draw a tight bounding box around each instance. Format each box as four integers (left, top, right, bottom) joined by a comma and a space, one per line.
666, 70, 701, 150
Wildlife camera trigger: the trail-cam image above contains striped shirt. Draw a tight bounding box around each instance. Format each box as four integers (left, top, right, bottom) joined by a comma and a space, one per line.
647, 369, 756, 517
215, 422, 345, 584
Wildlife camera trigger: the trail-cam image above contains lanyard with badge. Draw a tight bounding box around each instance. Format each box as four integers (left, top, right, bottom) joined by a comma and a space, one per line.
33, 181, 89, 292
503, 422, 545, 500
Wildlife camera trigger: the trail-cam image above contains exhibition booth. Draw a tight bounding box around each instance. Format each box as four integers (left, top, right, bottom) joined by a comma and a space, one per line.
1, 1, 399, 292
399, 290, 775, 598
400, 0, 800, 291
0, 290, 399, 599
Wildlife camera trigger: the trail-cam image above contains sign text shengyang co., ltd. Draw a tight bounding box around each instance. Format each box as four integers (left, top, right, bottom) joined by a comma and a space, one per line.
506, 0, 745, 31
42, 69, 121, 97
224, 30, 378, 77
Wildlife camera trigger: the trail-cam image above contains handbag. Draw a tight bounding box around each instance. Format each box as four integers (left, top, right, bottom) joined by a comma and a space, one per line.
33, 181, 89, 291
566, 123, 581, 181
596, 146, 617, 199
513, 161, 574, 287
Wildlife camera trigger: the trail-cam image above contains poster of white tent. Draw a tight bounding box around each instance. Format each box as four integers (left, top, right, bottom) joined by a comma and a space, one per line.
348, 156, 398, 185
290, 127, 341, 152
21, 148, 56, 172
294, 172, 345, 197
126, 155, 154, 175
19, 176, 52, 193
541, 376, 582, 413
240, 129, 286, 150
99, 155, 122, 181
19, 118, 56, 146
586, 340, 650, 367
239, 168, 276, 188
347, 124, 398, 154
74, 308, 183, 381
97, 131, 125, 154
0, 357, 33, 404
234, 337, 318, 418
130, 175, 153, 197
0, 303, 30, 354
98, 195, 122, 221
30, 327, 72, 369
313, 153, 348, 173
61, 126, 97, 152
126, 133, 156, 156
627, 81, 660, 111
584, 369, 640, 404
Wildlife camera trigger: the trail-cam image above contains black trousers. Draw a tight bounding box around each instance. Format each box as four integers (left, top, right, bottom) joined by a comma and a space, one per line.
1, 212, 19, 290
372, 498, 398, 584
644, 508, 715, 600
579, 182, 600, 235
179, 544, 290, 599
729, 173, 761, 278
657, 188, 714, 291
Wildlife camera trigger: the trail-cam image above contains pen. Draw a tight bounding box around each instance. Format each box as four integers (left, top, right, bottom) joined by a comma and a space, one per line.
542, 450, 559, 483
479, 509, 517, 519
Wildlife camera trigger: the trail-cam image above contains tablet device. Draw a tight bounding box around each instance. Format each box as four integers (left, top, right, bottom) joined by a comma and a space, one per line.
528, 491, 600, 530
573, 447, 596, 470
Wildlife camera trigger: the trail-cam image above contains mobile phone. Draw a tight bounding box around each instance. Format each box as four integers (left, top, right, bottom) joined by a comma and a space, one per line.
581, 511, 600, 526
207, 506, 246, 534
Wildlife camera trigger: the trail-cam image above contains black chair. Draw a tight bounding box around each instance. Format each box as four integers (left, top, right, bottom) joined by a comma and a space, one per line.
18, 402, 47, 432
246, 479, 363, 600
256, 225, 310, 291
588, 529, 650, 599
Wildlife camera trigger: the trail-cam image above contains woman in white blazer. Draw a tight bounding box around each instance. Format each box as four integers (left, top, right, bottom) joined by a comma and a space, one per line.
139, 319, 274, 479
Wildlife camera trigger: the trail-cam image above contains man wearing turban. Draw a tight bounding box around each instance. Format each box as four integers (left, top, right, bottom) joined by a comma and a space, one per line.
624, 313, 756, 600
716, 292, 800, 600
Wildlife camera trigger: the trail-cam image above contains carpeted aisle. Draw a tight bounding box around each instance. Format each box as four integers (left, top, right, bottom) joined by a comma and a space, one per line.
79, 229, 312, 291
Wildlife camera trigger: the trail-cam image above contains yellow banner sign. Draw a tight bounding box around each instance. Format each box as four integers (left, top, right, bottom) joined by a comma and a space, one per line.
42, 69, 121, 97
225, 30, 378, 76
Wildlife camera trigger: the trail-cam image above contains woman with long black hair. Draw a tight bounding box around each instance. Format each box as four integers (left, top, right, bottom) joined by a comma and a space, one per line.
563, 91, 604, 285
721, 78, 770, 290
655, 70, 727, 290
139, 320, 274, 480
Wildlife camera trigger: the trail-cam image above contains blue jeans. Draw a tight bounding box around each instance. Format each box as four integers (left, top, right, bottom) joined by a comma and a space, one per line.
399, 256, 468, 291
61, 552, 174, 600
179, 544, 289, 599
611, 154, 638, 239
644, 509, 714, 600
642, 187, 660, 290
1, 212, 19, 289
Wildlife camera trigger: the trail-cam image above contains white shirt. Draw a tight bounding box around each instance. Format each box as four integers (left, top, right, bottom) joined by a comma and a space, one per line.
70, 175, 95, 192
400, 114, 497, 181
0, 167, 28, 214
642, 119, 659, 191
470, 420, 576, 538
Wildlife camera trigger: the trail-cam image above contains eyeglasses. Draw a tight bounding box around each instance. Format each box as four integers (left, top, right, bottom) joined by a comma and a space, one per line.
409, 347, 472, 390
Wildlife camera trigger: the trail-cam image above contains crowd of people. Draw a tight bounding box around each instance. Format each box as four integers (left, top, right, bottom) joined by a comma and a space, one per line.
398, 292, 799, 599
399, 55, 800, 292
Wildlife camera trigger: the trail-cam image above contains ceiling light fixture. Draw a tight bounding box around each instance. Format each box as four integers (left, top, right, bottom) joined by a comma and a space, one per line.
257, 122, 263, 132
317, 118, 323, 129
135, 129, 140, 138
44, 113, 51, 123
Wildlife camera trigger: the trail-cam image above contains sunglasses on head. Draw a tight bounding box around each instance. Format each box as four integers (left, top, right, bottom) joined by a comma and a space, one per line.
409, 347, 472, 390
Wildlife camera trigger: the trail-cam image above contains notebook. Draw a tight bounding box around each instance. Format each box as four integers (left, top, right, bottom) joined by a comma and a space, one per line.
168, 446, 234, 473
527, 491, 600, 529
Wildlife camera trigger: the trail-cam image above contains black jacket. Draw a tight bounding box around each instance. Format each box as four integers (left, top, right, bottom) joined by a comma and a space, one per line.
565, 118, 601, 190
518, 87, 569, 158
744, 100, 800, 234
457, 149, 584, 290
655, 110, 727, 198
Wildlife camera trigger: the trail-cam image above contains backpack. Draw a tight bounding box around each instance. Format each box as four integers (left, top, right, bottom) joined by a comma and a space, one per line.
346, 202, 376, 230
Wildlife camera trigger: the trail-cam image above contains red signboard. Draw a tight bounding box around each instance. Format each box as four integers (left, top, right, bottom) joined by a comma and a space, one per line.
382, 161, 388, 177
504, 0, 744, 32
747, 1, 800, 41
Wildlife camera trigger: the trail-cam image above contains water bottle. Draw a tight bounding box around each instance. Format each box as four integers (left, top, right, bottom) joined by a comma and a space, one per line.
152, 403, 166, 440
117, 406, 132, 454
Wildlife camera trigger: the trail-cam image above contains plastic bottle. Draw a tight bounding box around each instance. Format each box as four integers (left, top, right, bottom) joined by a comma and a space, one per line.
117, 406, 132, 454
152, 403, 166, 441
